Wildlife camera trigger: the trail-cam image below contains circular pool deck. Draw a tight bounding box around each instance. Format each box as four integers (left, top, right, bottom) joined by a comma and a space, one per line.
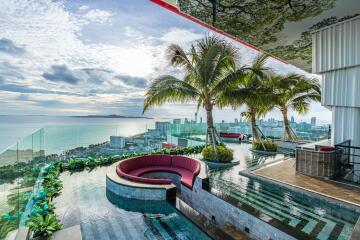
106, 157, 208, 201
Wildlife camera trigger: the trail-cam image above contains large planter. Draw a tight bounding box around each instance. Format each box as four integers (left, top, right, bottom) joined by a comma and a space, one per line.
202, 159, 240, 169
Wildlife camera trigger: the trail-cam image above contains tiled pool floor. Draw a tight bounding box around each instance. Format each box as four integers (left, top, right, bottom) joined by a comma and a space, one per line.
209, 172, 359, 240
54, 167, 210, 240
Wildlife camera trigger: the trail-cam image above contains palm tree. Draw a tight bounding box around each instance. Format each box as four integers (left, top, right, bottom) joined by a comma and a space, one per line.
269, 74, 321, 140
220, 53, 273, 142
143, 35, 246, 148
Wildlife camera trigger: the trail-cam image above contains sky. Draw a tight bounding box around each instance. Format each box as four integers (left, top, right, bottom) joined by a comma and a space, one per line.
0, 0, 331, 123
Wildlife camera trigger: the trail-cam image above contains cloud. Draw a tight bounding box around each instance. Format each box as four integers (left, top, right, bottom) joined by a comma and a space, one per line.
115, 74, 148, 88
42, 65, 80, 85
160, 28, 203, 44
82, 9, 113, 24
0, 83, 85, 96
0, 38, 25, 55
0, 0, 329, 120
78, 5, 90, 12
0, 61, 23, 82
15, 94, 29, 101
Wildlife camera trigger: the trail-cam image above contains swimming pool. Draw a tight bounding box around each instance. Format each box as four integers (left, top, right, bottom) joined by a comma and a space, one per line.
208, 167, 359, 240
54, 167, 211, 240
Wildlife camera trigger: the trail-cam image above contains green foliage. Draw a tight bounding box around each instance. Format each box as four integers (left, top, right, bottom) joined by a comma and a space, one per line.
220, 53, 273, 142
252, 141, 277, 152
202, 145, 233, 163
0, 220, 17, 239
178, 0, 337, 69
42, 167, 63, 200
64, 158, 87, 170
24, 164, 63, 237
27, 213, 62, 238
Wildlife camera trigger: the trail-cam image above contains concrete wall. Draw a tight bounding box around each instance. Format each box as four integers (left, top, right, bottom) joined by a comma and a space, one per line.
180, 178, 295, 240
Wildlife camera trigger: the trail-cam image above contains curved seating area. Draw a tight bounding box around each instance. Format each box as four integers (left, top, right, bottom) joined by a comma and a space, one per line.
116, 154, 201, 188
220, 132, 246, 140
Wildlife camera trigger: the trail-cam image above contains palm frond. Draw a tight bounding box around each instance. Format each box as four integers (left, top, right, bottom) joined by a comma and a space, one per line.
143, 75, 199, 113
211, 67, 248, 98
167, 44, 193, 71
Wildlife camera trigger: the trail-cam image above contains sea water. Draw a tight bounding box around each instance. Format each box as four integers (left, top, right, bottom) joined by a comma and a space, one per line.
0, 115, 158, 152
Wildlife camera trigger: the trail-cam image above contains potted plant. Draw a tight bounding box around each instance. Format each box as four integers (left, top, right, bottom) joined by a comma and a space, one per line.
202, 145, 238, 168
252, 140, 278, 153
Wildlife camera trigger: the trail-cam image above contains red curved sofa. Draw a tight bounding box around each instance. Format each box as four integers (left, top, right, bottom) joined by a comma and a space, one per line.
220, 132, 246, 140
116, 154, 201, 188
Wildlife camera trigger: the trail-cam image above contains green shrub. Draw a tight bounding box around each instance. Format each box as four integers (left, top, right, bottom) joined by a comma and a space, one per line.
252, 141, 277, 152
202, 145, 233, 163
64, 158, 86, 170
27, 213, 62, 238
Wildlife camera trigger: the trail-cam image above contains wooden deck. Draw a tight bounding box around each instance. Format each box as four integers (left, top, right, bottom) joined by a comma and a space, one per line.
252, 158, 360, 207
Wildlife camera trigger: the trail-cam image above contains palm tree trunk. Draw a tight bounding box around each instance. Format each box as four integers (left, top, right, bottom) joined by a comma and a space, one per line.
206, 105, 216, 148
281, 107, 293, 140
250, 108, 260, 142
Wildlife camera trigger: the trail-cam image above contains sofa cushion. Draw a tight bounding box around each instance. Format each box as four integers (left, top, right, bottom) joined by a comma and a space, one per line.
319, 146, 336, 152
116, 154, 200, 188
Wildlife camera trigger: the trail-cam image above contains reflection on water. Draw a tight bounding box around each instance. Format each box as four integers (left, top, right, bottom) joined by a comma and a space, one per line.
207, 143, 358, 240
209, 142, 287, 181
54, 167, 210, 240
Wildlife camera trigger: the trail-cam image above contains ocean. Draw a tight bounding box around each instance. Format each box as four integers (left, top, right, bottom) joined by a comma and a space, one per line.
0, 115, 158, 153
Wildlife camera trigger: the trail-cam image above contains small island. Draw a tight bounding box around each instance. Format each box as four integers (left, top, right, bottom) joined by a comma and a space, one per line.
71, 114, 153, 119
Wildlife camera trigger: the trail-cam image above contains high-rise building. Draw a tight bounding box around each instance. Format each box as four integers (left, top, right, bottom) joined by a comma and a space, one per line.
291, 116, 295, 123
200, 117, 203, 123
311, 117, 316, 127
155, 121, 171, 136
195, 112, 198, 123
173, 119, 181, 124
110, 136, 126, 149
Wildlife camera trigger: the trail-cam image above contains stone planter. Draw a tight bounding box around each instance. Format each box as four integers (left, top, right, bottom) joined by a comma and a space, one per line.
202, 160, 240, 169
250, 149, 277, 155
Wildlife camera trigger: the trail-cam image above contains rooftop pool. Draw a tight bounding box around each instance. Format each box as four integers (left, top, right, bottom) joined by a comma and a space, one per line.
207, 145, 359, 240
54, 167, 211, 240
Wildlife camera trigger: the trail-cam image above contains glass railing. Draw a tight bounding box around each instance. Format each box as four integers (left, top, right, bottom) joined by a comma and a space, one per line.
169, 119, 330, 142
0, 123, 171, 239
0, 128, 45, 239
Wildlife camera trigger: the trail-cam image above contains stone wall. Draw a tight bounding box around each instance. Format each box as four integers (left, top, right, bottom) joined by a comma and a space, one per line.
180, 178, 295, 240
106, 177, 168, 201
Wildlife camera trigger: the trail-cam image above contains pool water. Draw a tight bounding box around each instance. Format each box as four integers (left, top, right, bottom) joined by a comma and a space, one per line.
209, 168, 359, 240
54, 167, 210, 240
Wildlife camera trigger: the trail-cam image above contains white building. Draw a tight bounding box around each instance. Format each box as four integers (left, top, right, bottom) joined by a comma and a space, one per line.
110, 136, 126, 149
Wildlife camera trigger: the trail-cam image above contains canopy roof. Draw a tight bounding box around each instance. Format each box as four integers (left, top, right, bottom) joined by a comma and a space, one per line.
151, 0, 360, 72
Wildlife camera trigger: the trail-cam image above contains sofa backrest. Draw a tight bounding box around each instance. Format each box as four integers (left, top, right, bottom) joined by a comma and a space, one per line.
171, 156, 200, 172
119, 154, 172, 173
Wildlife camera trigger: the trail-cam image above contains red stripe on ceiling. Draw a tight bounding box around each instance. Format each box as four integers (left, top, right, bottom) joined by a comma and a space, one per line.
149, 0, 288, 64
